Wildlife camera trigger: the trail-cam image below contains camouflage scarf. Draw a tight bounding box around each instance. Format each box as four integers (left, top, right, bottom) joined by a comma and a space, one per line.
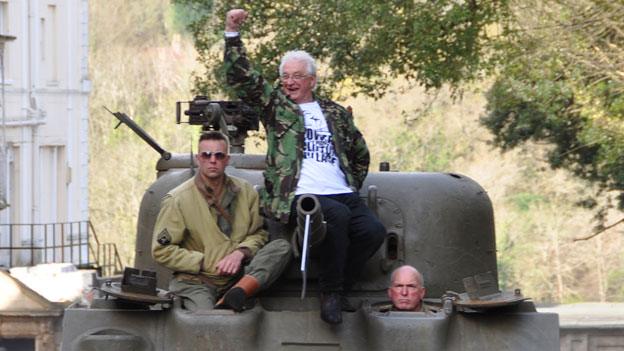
194, 174, 240, 236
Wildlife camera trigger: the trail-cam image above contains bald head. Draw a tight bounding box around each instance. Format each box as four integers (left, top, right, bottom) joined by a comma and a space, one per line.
390, 265, 423, 287
388, 265, 426, 311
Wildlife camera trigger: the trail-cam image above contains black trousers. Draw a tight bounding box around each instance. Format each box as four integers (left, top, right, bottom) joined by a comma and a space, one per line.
292, 192, 386, 292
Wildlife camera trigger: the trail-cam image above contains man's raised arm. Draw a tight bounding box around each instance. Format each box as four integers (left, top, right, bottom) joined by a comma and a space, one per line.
223, 9, 274, 125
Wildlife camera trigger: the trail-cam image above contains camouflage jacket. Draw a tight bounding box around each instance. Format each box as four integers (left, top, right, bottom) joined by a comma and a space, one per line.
224, 35, 370, 223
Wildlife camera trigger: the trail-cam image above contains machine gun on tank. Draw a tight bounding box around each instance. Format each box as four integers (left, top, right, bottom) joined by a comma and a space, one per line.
106, 96, 260, 156
176, 96, 260, 153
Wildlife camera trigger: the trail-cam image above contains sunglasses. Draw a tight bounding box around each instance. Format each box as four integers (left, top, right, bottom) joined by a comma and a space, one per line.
198, 151, 227, 160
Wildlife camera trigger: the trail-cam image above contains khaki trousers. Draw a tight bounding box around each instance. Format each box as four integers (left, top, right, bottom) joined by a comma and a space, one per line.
169, 238, 291, 312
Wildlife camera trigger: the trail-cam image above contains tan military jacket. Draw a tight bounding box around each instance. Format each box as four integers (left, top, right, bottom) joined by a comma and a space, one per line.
375, 302, 437, 314
152, 175, 267, 287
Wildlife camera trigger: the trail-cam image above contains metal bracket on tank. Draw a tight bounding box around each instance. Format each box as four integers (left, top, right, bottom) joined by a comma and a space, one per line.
369, 192, 404, 273
446, 272, 528, 313
97, 267, 173, 306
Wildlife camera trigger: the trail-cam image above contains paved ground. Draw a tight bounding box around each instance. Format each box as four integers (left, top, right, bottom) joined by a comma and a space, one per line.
538, 303, 624, 328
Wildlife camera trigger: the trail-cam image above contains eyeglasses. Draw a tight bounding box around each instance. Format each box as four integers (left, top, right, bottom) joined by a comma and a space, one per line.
280, 73, 310, 81
198, 151, 227, 160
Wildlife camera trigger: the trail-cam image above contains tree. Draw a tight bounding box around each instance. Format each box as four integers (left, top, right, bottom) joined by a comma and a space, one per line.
172, 0, 624, 228
173, 0, 624, 215
89, 0, 199, 264
482, 0, 624, 220
174, 0, 508, 99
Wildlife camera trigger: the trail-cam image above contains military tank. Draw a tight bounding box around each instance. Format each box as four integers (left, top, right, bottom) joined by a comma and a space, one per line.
61, 97, 559, 350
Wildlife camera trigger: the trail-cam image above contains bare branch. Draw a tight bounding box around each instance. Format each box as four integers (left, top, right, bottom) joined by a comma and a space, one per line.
574, 217, 624, 241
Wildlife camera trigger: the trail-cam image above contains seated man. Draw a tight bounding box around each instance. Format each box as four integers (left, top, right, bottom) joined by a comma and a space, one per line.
387, 265, 427, 312
224, 8, 386, 325
152, 131, 291, 312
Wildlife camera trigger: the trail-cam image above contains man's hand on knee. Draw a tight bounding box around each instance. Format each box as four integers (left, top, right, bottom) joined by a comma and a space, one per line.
215, 250, 245, 275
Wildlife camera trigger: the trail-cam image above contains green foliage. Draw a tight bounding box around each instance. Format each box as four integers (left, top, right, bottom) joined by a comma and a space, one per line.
496, 185, 588, 301
608, 268, 624, 300
89, 0, 199, 265
167, 1, 214, 35
509, 192, 546, 212
381, 129, 453, 172
176, 0, 507, 98
376, 103, 472, 172
482, 0, 624, 210
91, 0, 170, 49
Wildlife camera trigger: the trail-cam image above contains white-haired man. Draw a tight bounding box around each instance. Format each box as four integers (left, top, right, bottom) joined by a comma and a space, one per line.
223, 9, 386, 325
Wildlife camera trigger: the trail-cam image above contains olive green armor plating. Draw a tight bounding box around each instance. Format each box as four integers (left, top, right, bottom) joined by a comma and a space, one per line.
60, 104, 559, 351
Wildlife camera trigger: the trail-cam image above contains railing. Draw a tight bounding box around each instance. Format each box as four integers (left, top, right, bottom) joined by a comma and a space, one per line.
87, 221, 124, 277
0, 220, 123, 276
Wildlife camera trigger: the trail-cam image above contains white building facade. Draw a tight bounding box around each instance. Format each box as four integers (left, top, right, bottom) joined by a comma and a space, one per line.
0, 0, 90, 267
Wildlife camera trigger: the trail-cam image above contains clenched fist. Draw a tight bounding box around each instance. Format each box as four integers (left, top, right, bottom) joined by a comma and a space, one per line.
225, 9, 248, 32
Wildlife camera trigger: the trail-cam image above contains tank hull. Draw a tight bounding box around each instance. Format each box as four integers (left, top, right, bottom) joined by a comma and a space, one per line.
61, 299, 559, 351
62, 153, 559, 350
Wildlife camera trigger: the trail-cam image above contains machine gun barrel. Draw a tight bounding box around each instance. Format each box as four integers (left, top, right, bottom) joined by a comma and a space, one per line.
105, 106, 171, 160
176, 97, 260, 154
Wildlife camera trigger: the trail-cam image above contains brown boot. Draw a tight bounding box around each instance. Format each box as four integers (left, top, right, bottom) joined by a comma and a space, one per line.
215, 275, 260, 312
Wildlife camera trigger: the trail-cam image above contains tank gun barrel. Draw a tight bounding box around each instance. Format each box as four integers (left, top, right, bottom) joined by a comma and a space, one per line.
105, 106, 172, 160
295, 194, 326, 298
296, 194, 327, 249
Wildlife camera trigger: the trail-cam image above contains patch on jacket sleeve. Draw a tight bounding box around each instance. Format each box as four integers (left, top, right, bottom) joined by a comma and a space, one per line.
157, 229, 172, 245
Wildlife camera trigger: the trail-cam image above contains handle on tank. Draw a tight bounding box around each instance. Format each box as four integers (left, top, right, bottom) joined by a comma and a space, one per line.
300, 213, 311, 299
367, 185, 378, 216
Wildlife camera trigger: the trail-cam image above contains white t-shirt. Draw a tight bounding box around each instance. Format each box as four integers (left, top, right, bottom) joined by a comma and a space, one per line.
295, 102, 353, 195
